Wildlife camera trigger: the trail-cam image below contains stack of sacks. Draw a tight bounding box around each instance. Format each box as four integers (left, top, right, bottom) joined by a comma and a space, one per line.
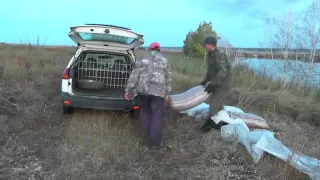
184, 103, 320, 180
184, 102, 269, 129
170, 85, 320, 179
220, 117, 320, 180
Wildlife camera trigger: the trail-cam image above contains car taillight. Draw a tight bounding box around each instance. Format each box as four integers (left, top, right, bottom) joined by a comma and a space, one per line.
62, 68, 69, 79
133, 106, 140, 110
64, 100, 71, 105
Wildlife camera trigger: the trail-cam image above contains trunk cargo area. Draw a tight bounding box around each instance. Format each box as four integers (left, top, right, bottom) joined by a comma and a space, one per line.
71, 51, 133, 97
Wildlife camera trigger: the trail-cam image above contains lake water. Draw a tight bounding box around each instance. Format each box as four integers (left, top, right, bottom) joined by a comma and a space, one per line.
237, 58, 320, 88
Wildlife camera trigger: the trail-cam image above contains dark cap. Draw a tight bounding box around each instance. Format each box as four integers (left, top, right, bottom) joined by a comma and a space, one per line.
201, 36, 217, 45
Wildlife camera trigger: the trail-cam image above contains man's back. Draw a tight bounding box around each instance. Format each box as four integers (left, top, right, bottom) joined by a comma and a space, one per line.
124, 42, 170, 150
126, 50, 172, 98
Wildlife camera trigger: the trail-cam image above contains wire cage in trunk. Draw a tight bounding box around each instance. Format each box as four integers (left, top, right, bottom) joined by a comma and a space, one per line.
76, 52, 133, 89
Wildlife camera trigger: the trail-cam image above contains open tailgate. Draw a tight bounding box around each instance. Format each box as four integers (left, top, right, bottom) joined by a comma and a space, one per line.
68, 24, 144, 50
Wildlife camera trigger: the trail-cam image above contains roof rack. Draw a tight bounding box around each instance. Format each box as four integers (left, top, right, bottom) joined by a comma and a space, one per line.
85, 24, 131, 31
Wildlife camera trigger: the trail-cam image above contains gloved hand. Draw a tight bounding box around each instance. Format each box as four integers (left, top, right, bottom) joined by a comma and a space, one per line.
200, 81, 207, 86
165, 95, 171, 105
204, 83, 217, 93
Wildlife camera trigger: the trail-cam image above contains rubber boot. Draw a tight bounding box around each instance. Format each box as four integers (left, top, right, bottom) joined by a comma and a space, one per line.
200, 119, 215, 132
200, 119, 228, 132
211, 121, 228, 129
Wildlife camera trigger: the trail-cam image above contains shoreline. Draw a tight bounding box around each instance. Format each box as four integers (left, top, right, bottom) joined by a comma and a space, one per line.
159, 48, 320, 63
1, 43, 319, 63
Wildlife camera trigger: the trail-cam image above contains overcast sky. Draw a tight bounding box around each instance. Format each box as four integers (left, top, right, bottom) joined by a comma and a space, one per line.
0, 0, 315, 48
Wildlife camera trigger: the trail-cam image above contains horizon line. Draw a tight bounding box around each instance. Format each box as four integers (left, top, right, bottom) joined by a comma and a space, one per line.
1, 42, 320, 51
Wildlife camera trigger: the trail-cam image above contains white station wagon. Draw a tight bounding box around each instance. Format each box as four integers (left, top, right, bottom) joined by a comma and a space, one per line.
61, 24, 144, 114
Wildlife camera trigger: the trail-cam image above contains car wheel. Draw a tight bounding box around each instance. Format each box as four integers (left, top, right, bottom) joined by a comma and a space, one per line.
63, 105, 74, 114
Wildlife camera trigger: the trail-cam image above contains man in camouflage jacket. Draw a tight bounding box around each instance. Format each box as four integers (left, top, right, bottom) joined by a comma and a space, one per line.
199, 36, 232, 132
124, 42, 172, 149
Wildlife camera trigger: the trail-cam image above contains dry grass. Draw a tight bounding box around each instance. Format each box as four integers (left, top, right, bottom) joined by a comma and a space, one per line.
0, 44, 319, 180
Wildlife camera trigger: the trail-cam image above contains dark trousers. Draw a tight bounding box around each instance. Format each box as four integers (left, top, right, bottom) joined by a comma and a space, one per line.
201, 84, 231, 131
207, 86, 231, 118
139, 95, 165, 148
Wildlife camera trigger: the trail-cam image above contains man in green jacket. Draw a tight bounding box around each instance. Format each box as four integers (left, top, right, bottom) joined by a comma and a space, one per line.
199, 36, 232, 132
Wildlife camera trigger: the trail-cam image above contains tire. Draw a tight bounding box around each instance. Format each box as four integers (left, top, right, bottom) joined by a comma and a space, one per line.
76, 80, 105, 90
63, 105, 74, 114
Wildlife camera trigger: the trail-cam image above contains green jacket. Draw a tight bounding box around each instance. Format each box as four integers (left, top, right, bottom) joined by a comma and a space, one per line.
203, 48, 232, 91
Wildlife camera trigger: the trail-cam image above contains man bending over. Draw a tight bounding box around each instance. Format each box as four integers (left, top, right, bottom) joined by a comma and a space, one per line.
199, 36, 232, 132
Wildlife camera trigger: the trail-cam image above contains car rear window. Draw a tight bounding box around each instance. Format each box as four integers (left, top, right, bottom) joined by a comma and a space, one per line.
78, 32, 136, 45
77, 52, 131, 71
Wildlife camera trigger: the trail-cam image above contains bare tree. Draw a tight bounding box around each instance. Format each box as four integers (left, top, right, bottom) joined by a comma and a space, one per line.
259, 0, 320, 88
217, 38, 241, 66
258, 17, 276, 59
299, 0, 320, 86
291, 16, 308, 85
259, 17, 279, 79
234, 48, 243, 64
218, 39, 233, 58
264, 18, 276, 60
273, 9, 294, 86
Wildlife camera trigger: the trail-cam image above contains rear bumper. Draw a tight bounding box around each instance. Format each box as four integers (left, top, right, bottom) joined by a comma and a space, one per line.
61, 92, 140, 111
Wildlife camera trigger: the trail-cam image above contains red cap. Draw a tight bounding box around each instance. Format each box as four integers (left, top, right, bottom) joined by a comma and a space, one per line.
149, 42, 161, 50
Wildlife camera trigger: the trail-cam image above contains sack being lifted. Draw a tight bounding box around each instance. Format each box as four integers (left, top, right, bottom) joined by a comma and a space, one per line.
169, 85, 269, 130
169, 85, 210, 112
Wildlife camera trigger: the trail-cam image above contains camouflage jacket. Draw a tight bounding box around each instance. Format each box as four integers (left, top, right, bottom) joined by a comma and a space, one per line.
125, 50, 172, 98
203, 48, 232, 88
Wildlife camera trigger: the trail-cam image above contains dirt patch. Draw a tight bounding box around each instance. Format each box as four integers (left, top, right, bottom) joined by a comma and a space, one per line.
0, 77, 68, 180
0, 97, 18, 116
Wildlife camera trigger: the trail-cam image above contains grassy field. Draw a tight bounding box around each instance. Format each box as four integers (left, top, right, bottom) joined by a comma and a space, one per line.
0, 44, 319, 180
